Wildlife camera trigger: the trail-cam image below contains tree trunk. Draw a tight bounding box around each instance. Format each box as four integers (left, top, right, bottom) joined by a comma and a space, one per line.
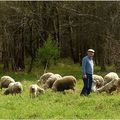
28, 57, 34, 73
67, 15, 76, 63
2, 39, 9, 72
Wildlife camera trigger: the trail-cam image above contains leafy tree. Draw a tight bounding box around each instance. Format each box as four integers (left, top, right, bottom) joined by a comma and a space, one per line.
37, 35, 59, 73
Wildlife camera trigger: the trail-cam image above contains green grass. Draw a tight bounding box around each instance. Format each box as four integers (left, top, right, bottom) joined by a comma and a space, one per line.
1, 83, 120, 119
0, 62, 120, 119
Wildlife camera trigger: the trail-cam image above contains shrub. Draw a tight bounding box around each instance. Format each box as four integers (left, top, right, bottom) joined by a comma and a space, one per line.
37, 35, 59, 73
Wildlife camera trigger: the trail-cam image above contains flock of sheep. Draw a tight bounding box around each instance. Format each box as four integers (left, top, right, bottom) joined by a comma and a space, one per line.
0, 71, 120, 98
92, 72, 120, 94
0, 73, 77, 98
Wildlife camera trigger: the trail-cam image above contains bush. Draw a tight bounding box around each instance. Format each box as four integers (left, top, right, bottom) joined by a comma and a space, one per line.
37, 35, 59, 72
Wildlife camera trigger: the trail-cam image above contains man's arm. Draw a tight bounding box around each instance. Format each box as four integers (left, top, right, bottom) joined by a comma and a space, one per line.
82, 58, 87, 79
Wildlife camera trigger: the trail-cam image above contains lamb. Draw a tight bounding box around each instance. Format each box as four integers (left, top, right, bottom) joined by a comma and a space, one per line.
104, 72, 119, 85
29, 84, 45, 98
4, 82, 23, 95
91, 74, 104, 92
52, 75, 76, 92
0, 76, 15, 90
43, 74, 62, 89
37, 72, 54, 85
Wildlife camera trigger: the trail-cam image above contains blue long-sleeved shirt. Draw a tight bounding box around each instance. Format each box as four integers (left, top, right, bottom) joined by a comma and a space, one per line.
82, 56, 94, 75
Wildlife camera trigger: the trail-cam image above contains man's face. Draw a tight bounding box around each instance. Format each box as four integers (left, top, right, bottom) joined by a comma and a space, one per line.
87, 51, 95, 57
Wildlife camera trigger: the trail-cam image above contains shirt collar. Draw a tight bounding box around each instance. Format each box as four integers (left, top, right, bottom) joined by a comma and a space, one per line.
87, 55, 92, 60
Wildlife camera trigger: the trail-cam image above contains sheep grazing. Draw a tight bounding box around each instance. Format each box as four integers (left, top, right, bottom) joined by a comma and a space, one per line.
37, 72, 54, 85
104, 72, 119, 85
92, 72, 119, 93
43, 74, 62, 89
52, 75, 76, 92
92, 80, 99, 92
114, 78, 120, 93
91, 74, 104, 92
0, 76, 15, 90
96, 78, 120, 94
4, 82, 23, 95
29, 84, 45, 98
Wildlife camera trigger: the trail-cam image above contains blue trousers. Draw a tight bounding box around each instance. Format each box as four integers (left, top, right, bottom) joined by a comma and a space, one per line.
80, 73, 93, 96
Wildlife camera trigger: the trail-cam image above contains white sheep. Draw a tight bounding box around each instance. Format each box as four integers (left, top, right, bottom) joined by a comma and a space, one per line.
52, 75, 76, 92
4, 82, 23, 95
91, 74, 104, 92
0, 76, 15, 90
43, 74, 62, 89
114, 78, 120, 93
97, 78, 120, 94
29, 84, 45, 98
37, 72, 54, 85
104, 72, 119, 85
92, 80, 97, 92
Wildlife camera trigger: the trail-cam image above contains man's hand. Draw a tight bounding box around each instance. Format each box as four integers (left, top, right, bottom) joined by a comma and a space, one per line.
83, 74, 87, 79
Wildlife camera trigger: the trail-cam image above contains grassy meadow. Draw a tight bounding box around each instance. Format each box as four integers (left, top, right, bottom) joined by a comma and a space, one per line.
0, 59, 120, 119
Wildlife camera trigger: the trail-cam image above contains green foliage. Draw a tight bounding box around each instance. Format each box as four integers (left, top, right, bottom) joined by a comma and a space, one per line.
37, 35, 59, 70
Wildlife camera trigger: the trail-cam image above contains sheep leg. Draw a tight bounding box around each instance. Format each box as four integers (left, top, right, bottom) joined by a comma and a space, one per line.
105, 88, 113, 95
116, 87, 120, 93
19, 93, 22, 97
29, 94, 31, 98
72, 87, 76, 92
33, 93, 36, 98
31, 94, 34, 98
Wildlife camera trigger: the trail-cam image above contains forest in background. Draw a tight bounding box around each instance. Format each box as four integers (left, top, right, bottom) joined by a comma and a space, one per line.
0, 1, 120, 72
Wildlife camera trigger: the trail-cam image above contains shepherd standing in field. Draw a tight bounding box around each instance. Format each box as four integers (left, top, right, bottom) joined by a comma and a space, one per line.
80, 49, 95, 96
